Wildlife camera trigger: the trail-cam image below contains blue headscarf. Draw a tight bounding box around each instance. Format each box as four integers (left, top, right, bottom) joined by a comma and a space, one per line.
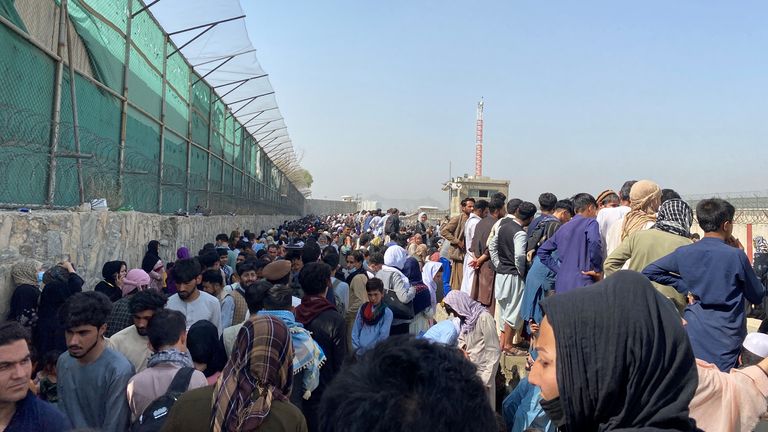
402, 257, 423, 284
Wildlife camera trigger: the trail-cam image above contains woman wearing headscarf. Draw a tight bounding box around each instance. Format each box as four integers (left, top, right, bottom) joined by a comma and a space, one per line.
421, 260, 442, 317
161, 316, 307, 432
443, 290, 501, 408
376, 246, 415, 335
604, 199, 694, 312
402, 257, 434, 334
605, 180, 662, 255
8, 260, 43, 330
141, 240, 165, 291
528, 271, 699, 431
94, 260, 127, 302
187, 320, 228, 385
33, 261, 84, 357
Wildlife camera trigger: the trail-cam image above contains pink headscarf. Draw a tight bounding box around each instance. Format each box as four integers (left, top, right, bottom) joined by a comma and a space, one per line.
443, 290, 487, 335
122, 269, 150, 296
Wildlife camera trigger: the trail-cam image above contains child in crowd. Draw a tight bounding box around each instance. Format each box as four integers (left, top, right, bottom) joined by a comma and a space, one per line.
351, 278, 393, 356
35, 350, 61, 404
201, 270, 235, 329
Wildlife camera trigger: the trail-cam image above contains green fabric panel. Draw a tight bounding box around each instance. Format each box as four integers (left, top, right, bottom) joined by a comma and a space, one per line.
166, 50, 189, 101
130, 8, 163, 71
232, 124, 242, 168
123, 106, 159, 212
0, 24, 53, 204
212, 100, 225, 136
160, 130, 186, 213
191, 110, 208, 148
0, 0, 27, 31
164, 85, 187, 136
223, 163, 233, 195
61, 0, 125, 91
223, 140, 234, 164
191, 74, 210, 116
85, 0, 127, 33
189, 190, 206, 210
160, 184, 184, 213
209, 156, 222, 193
233, 171, 241, 197
128, 45, 161, 117
56, 70, 122, 207
189, 145, 207, 191
224, 114, 234, 144
162, 130, 186, 185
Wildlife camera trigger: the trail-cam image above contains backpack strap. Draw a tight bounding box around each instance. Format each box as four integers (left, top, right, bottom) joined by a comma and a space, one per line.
167, 367, 195, 396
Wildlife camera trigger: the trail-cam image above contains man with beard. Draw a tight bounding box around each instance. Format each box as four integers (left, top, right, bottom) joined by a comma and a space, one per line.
57, 291, 134, 431
441, 198, 476, 290
107, 289, 167, 372
166, 258, 222, 336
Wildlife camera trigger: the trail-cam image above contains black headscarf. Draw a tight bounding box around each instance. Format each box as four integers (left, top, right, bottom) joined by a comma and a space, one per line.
540, 271, 699, 432
101, 260, 125, 284
141, 240, 161, 273
187, 320, 227, 378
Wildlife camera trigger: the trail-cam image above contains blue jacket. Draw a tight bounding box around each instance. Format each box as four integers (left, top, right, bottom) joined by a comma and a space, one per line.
6, 391, 71, 432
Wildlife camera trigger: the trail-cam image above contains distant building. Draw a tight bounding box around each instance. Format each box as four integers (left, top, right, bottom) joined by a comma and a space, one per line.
443, 175, 510, 216
358, 200, 381, 211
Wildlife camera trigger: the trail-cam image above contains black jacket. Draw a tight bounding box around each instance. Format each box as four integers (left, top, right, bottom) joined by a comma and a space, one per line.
300, 309, 347, 432
496, 220, 525, 277
755, 253, 768, 288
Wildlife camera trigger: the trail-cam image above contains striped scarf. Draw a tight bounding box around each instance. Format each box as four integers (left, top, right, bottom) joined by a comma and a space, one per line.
211, 315, 293, 432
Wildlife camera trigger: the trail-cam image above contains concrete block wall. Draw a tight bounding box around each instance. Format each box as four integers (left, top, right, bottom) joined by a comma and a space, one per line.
304, 199, 357, 216
0, 210, 298, 318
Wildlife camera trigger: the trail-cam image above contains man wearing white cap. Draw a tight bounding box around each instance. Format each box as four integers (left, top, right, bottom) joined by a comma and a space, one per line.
689, 332, 768, 432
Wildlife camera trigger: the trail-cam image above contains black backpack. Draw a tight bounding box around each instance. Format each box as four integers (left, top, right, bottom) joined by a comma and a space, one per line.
131, 367, 195, 432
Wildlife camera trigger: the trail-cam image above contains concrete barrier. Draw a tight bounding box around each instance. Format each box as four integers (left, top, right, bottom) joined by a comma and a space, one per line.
0, 210, 298, 318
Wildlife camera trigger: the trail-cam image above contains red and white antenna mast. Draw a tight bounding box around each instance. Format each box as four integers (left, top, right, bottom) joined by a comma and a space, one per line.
474, 98, 484, 177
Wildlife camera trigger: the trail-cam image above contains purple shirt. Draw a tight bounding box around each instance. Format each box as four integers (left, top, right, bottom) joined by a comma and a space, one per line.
537, 215, 603, 293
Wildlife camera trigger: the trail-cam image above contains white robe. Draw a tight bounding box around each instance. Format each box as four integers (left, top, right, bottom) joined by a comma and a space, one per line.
460, 213, 481, 295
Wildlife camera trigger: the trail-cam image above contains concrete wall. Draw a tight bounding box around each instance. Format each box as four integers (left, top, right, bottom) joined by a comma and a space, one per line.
304, 199, 356, 216
0, 210, 298, 318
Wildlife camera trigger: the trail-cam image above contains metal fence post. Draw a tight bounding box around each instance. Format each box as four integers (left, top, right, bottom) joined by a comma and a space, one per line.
46, 0, 69, 206
64, 12, 84, 204
157, 35, 168, 213
205, 98, 213, 211
184, 68, 193, 212
117, 0, 134, 207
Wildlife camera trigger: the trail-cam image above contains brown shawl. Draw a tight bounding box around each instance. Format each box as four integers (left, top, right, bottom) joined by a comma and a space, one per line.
211, 315, 293, 431
621, 180, 661, 241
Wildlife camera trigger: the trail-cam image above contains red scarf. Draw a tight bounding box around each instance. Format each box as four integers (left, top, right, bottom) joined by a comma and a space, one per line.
362, 302, 387, 326
295, 295, 337, 325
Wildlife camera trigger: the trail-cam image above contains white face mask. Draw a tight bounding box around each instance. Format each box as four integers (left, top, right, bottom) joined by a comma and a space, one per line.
37, 271, 45, 287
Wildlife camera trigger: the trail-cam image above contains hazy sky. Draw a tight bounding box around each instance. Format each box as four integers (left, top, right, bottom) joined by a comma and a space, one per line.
241, 1, 768, 204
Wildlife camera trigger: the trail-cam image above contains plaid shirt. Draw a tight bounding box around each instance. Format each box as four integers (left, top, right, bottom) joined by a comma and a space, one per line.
106, 297, 132, 337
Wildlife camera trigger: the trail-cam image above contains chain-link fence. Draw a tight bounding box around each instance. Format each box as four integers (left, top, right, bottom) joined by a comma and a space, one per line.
685, 192, 768, 225
0, 0, 305, 215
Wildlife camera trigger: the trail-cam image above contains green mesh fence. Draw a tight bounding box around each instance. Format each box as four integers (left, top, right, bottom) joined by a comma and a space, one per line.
0, 0, 304, 214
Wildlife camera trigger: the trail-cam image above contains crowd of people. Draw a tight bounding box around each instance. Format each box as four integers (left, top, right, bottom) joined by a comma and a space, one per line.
2, 180, 768, 431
